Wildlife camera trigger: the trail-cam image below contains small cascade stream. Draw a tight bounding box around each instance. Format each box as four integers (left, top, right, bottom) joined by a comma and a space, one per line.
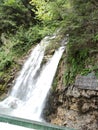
0, 35, 66, 121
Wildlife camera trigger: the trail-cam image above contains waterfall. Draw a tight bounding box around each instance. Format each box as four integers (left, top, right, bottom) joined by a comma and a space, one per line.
0, 35, 66, 121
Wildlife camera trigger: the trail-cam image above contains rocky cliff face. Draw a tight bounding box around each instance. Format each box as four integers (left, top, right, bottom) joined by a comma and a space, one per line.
43, 55, 98, 130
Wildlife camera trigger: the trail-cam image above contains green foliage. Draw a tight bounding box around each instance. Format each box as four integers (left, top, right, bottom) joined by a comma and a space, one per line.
63, 0, 98, 85
0, 0, 34, 33
52, 78, 58, 91
11, 24, 55, 56
0, 51, 13, 71
11, 27, 34, 56
95, 71, 98, 78
30, 0, 52, 21
93, 34, 98, 42
30, 0, 71, 23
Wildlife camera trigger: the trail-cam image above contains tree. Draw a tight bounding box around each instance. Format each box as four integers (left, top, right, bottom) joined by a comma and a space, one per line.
0, 0, 35, 33
30, 0, 71, 22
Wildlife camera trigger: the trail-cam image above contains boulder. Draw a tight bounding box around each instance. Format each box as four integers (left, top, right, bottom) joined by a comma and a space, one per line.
75, 73, 98, 91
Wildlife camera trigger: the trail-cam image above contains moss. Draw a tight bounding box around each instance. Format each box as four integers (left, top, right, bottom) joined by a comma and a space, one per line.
0, 85, 5, 91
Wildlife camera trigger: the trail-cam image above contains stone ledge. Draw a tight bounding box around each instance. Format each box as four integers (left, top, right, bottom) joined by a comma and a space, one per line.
75, 76, 98, 91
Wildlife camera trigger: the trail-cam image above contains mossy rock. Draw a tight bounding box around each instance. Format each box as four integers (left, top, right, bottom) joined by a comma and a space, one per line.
0, 84, 6, 91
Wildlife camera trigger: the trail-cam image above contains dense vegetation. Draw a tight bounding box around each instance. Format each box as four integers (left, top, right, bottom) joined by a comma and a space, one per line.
0, 0, 98, 92
64, 0, 98, 85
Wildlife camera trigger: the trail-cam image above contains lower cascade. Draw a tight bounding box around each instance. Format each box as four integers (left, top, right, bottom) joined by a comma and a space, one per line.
0, 35, 66, 121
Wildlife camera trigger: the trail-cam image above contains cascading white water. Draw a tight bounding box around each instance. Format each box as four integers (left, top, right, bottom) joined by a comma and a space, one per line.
0, 35, 66, 121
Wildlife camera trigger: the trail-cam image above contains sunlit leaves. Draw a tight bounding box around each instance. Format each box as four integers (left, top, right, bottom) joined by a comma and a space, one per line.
30, 0, 71, 22
30, 0, 52, 21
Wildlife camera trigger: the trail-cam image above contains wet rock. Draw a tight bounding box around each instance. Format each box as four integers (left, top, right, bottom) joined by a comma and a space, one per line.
0, 78, 5, 85
0, 93, 7, 101
6, 77, 14, 88
42, 55, 52, 64
0, 85, 5, 91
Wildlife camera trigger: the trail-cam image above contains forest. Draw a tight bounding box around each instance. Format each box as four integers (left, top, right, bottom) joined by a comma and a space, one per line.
0, 0, 98, 129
